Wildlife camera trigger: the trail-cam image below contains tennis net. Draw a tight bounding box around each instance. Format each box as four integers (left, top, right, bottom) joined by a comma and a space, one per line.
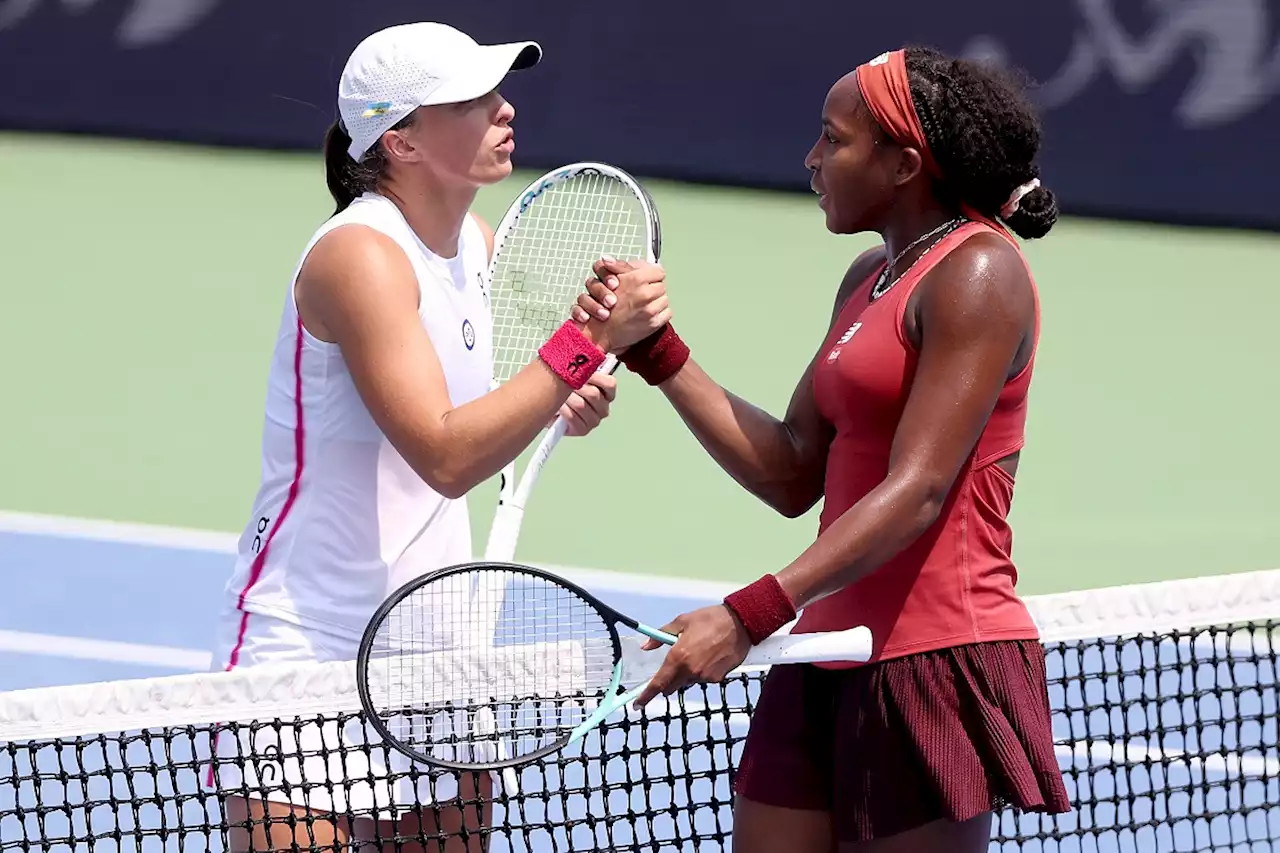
2, 567, 1279, 851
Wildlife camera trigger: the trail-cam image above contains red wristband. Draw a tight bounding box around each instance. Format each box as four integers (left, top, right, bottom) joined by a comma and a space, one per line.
538, 321, 607, 390
723, 574, 797, 645
618, 324, 689, 386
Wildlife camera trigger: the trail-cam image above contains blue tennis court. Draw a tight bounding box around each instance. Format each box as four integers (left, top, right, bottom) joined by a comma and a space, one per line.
0, 520, 740, 851
3, 519, 1278, 851
0, 523, 717, 693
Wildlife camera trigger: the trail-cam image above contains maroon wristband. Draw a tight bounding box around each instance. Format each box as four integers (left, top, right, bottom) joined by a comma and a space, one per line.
538, 321, 607, 390
618, 323, 690, 386
723, 574, 797, 645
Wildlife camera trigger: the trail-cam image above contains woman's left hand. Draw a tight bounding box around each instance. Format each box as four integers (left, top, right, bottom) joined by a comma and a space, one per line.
632, 604, 752, 708
557, 371, 617, 437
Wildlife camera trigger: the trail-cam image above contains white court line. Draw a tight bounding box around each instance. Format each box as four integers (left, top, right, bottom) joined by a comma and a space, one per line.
0, 629, 212, 670
0, 509, 740, 601
0, 510, 239, 553
1055, 739, 1280, 777
0, 510, 741, 674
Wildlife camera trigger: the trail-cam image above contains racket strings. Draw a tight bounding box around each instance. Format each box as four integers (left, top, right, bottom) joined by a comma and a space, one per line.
365, 568, 618, 765
489, 172, 651, 384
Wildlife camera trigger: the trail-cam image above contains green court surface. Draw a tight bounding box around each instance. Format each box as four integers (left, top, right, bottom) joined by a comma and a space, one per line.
1, 131, 1277, 594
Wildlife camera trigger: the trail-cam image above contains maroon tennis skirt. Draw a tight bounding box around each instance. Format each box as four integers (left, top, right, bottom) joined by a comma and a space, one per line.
733, 639, 1072, 843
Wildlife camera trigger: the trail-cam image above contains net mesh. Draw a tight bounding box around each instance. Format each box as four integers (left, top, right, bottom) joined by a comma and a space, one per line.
3, 568, 1279, 852
488, 168, 653, 384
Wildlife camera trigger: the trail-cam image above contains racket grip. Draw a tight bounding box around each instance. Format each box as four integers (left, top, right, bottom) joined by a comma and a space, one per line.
741, 626, 873, 666
499, 765, 521, 798
533, 355, 614, 456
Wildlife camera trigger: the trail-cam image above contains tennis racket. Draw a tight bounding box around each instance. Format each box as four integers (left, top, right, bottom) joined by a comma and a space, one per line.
470, 163, 661, 792
356, 561, 873, 774
481, 162, 662, 566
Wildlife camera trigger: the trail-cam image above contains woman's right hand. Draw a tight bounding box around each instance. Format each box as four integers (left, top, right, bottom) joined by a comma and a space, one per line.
578, 258, 670, 353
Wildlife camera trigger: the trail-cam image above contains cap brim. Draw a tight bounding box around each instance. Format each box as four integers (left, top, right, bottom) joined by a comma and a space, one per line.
422, 41, 542, 107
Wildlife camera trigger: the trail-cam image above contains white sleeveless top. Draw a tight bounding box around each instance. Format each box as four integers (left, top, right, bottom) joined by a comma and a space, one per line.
221, 192, 494, 641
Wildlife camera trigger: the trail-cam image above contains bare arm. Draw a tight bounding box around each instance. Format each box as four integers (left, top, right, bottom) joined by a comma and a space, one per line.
629, 234, 1037, 706
581, 248, 883, 517
655, 360, 827, 517
295, 224, 664, 499
775, 234, 1035, 608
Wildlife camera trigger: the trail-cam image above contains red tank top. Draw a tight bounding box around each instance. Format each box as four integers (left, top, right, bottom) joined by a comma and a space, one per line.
795, 219, 1041, 666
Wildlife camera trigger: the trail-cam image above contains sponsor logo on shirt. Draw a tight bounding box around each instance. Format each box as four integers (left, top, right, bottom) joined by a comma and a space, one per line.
826, 322, 862, 363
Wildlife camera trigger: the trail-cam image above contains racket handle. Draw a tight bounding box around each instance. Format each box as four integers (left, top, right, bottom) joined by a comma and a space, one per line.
509, 354, 619, 509
484, 504, 524, 562
498, 765, 521, 798
741, 626, 873, 666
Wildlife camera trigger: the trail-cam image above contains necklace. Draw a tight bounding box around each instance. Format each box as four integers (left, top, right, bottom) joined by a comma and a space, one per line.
870, 217, 965, 301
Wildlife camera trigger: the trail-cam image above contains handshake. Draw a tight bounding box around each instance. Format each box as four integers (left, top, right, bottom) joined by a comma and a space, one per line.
550, 255, 688, 437
568, 256, 671, 356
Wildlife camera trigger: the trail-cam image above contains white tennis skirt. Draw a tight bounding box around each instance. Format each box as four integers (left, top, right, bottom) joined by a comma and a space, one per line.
200, 607, 463, 821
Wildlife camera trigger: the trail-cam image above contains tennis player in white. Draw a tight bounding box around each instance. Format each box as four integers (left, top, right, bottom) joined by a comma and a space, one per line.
203, 22, 671, 853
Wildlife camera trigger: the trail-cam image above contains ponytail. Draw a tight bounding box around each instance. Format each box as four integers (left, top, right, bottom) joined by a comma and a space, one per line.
324, 120, 370, 215
904, 47, 1060, 240
323, 111, 419, 215
1001, 182, 1058, 240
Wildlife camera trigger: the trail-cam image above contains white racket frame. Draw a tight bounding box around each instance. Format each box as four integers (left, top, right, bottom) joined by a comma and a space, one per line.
482, 162, 661, 566
468, 162, 662, 797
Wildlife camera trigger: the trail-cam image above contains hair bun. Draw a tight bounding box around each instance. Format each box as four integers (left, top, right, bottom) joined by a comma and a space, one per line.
1005, 185, 1058, 239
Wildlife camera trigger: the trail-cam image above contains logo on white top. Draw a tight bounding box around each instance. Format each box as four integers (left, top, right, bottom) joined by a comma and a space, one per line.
462, 319, 476, 351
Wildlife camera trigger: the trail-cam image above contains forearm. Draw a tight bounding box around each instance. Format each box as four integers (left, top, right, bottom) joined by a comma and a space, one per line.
660, 360, 817, 516
397, 322, 602, 498
775, 476, 945, 609
422, 360, 573, 496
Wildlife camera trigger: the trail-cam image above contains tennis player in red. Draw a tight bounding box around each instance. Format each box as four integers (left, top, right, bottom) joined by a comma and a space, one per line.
573, 46, 1072, 851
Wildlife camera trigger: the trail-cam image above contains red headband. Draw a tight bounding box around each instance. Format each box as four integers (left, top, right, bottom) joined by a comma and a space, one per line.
855, 50, 942, 179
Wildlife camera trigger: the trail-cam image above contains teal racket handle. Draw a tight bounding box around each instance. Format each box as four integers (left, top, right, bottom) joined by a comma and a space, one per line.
634, 623, 679, 645
564, 625, 673, 745
567, 680, 648, 745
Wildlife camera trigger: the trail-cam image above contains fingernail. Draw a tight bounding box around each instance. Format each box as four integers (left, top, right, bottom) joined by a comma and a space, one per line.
602, 254, 617, 264
597, 308, 609, 320
608, 277, 619, 289
604, 293, 617, 307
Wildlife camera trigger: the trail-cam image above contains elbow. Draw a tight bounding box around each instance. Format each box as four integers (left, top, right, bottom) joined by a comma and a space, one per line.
408, 457, 477, 501
900, 473, 951, 533
775, 493, 820, 519
761, 481, 823, 519
399, 421, 482, 500
769, 454, 827, 518
429, 474, 473, 501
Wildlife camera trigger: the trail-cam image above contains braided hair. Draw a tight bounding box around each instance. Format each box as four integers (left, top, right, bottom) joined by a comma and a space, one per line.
904, 46, 1058, 240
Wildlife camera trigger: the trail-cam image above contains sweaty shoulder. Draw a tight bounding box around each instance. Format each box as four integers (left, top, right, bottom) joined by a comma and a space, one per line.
911, 231, 1036, 368
922, 232, 1033, 323
296, 224, 419, 344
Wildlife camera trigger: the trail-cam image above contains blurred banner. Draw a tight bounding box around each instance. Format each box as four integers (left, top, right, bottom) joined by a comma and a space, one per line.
2, 1, 1277, 229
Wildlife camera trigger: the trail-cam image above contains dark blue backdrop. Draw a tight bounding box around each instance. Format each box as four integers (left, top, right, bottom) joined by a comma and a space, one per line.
2, 1, 1276, 229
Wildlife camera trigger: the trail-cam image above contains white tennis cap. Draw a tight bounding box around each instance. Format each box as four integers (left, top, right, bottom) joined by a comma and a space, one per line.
338, 22, 542, 161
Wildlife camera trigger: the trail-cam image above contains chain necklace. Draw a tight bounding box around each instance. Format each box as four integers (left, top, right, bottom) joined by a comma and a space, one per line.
870, 217, 965, 301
